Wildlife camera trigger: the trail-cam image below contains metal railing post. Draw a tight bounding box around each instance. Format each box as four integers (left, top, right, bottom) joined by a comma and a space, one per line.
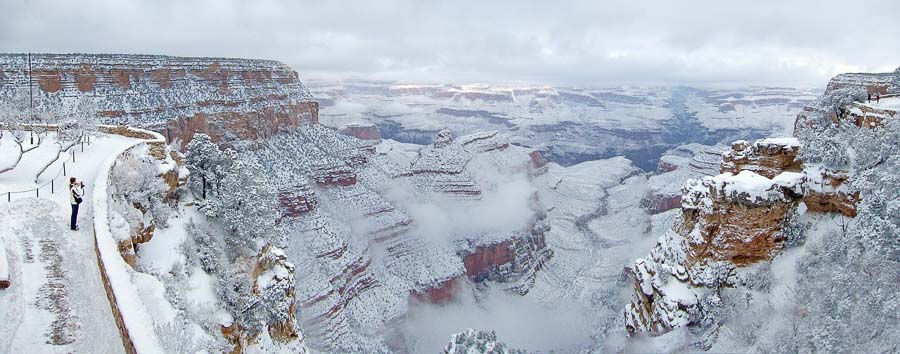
7, 192, 10, 202
36, 187, 39, 198
63, 162, 66, 176
72, 149, 76, 163
52, 179, 54, 194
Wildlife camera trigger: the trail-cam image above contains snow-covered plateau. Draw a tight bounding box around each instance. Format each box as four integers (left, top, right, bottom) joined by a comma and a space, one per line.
0, 54, 897, 353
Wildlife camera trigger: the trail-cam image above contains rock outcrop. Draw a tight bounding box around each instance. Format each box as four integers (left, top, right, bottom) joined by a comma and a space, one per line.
846, 97, 899, 128
641, 192, 682, 214
643, 144, 725, 214
410, 131, 482, 198
0, 53, 318, 147
720, 138, 802, 178
625, 137, 852, 337
803, 166, 859, 217
409, 276, 464, 305
251, 245, 302, 343
339, 122, 382, 141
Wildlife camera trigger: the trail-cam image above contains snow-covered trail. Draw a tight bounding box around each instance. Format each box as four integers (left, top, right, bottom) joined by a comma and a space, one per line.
0, 133, 139, 353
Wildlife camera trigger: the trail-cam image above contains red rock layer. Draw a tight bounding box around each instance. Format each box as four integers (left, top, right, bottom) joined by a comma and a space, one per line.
277, 185, 318, 219
409, 276, 464, 305
640, 192, 682, 214
339, 124, 382, 141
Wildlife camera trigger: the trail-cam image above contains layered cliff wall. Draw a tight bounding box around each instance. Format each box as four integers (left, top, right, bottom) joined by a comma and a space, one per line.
0, 53, 318, 147
826, 71, 899, 94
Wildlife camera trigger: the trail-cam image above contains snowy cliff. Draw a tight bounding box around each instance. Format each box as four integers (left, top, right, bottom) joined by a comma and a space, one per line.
623, 68, 900, 352
0, 53, 318, 148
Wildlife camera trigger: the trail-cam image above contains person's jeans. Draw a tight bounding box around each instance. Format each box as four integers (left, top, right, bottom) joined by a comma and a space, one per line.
71, 203, 79, 230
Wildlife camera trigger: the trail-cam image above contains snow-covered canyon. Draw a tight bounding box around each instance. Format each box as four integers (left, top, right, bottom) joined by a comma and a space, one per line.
1, 54, 897, 353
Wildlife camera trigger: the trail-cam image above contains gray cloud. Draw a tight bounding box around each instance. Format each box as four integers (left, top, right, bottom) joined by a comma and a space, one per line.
1, 0, 898, 86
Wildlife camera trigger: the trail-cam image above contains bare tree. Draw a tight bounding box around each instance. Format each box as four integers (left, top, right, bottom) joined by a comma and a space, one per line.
0, 92, 43, 174
33, 96, 99, 181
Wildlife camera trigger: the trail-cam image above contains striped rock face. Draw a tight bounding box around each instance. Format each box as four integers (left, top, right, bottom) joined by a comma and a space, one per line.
0, 53, 318, 148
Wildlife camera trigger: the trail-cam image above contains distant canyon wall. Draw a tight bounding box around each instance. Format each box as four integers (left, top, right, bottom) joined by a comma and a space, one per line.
0, 53, 318, 147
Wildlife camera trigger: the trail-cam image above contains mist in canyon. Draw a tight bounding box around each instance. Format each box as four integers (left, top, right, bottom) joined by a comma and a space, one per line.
1, 1, 898, 353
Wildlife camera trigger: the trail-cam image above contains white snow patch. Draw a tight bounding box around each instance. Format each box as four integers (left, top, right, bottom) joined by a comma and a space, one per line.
137, 215, 190, 275
132, 272, 177, 326
756, 137, 801, 149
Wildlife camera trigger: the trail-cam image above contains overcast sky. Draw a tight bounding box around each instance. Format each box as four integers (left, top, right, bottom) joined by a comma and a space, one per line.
1, 0, 898, 86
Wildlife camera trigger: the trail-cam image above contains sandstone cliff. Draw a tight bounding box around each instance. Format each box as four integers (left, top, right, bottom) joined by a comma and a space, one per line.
0, 53, 318, 147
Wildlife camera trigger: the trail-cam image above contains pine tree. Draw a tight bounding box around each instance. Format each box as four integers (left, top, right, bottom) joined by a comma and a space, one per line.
185, 133, 229, 199
207, 156, 278, 252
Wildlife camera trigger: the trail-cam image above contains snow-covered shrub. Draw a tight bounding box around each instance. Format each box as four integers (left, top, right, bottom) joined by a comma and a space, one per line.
109, 148, 172, 227
216, 265, 254, 328
738, 262, 774, 292
819, 87, 866, 114
180, 219, 223, 273
782, 207, 809, 248
692, 290, 729, 350
689, 261, 735, 288
799, 125, 851, 169
108, 196, 146, 241
790, 118, 900, 353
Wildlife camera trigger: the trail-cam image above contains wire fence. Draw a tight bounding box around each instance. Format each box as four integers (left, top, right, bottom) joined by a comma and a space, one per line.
1, 134, 93, 203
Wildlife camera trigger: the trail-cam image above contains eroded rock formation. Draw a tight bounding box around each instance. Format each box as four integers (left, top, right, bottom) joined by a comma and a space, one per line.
251, 245, 302, 343
720, 138, 802, 178
625, 137, 857, 337
803, 166, 859, 217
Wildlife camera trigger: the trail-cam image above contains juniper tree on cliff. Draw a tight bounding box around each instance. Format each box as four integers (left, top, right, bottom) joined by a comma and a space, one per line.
206, 156, 279, 253
185, 133, 231, 199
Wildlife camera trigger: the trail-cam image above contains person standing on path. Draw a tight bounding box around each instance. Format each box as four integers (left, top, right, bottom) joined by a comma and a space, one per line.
70, 177, 84, 231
